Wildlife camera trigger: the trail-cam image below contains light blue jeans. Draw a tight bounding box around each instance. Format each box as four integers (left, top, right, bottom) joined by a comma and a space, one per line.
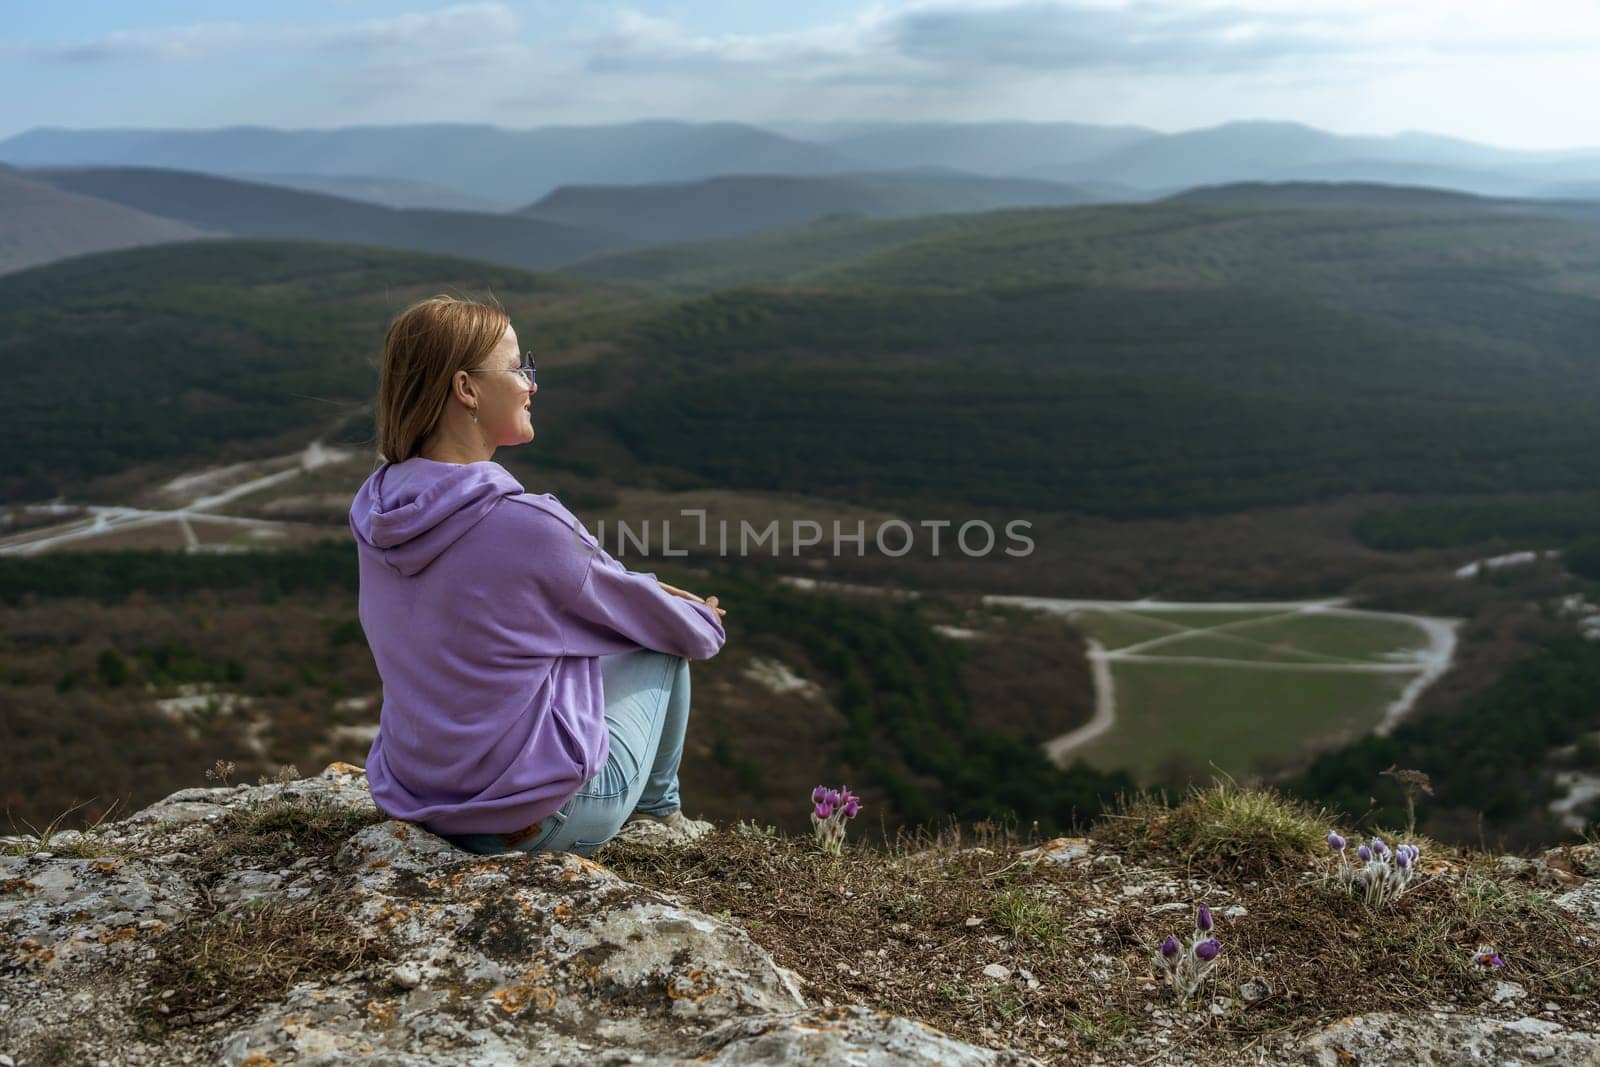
443, 649, 692, 858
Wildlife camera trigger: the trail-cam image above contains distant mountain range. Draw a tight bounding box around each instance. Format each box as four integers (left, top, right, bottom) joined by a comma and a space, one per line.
0, 167, 204, 275
518, 171, 1106, 245
6, 116, 1600, 278
0, 164, 1119, 276
16, 166, 618, 274
0, 122, 856, 206
5, 119, 1600, 206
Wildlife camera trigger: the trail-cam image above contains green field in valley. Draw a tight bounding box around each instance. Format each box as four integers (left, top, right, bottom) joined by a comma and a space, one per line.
997, 601, 1451, 786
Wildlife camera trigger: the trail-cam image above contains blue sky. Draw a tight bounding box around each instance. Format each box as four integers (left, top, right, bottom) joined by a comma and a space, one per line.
5, 1, 1599, 150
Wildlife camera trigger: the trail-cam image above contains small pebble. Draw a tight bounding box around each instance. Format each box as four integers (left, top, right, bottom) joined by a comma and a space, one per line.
1240, 976, 1273, 1002
390, 964, 422, 990
982, 963, 1011, 980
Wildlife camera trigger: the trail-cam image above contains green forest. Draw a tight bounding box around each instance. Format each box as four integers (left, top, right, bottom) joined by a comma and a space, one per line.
6, 198, 1600, 525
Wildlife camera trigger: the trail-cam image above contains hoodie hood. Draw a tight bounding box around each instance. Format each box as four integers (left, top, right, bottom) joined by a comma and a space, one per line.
350, 458, 525, 577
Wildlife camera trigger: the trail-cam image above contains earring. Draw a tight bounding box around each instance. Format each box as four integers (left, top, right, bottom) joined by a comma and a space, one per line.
469, 407, 479, 424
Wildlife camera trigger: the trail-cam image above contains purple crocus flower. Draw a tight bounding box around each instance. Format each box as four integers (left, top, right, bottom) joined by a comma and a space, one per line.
1371, 837, 1389, 858
1327, 831, 1347, 851
1395, 851, 1411, 869
1358, 844, 1373, 862
1472, 946, 1505, 968
812, 785, 829, 805
842, 798, 860, 818
1160, 935, 1180, 960
1194, 938, 1222, 962
826, 788, 841, 807
814, 801, 833, 820
1196, 905, 1213, 933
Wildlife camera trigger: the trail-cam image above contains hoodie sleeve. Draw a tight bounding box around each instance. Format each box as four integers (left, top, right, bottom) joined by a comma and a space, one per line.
551, 511, 726, 660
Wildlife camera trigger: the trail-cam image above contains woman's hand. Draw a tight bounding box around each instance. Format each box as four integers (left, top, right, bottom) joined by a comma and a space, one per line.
658, 580, 726, 618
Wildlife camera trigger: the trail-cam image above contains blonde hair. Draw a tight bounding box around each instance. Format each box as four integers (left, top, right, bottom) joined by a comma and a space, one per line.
376, 294, 510, 463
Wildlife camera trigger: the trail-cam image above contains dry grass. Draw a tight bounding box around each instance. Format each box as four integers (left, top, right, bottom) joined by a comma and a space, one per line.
597, 797, 1600, 1065
140, 896, 391, 1032
3, 797, 128, 858
202, 790, 384, 866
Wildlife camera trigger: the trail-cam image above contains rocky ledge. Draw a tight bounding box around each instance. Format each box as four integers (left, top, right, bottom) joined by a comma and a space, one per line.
1, 765, 1597, 1066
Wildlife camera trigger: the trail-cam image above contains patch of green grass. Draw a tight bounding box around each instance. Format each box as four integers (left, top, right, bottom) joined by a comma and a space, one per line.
1145, 631, 1348, 664
1237, 613, 1433, 661
1065, 609, 1184, 650
887, 892, 927, 921
1076, 659, 1414, 784
989, 887, 1061, 946
1124, 609, 1284, 630
1165, 781, 1331, 872
1455, 867, 1562, 925
1067, 1009, 1139, 1045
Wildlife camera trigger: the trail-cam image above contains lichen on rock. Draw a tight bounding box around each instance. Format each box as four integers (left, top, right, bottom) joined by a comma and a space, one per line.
0, 764, 1036, 1066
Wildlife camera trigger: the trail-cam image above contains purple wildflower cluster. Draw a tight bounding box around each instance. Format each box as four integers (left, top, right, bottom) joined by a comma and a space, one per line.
810, 785, 862, 856
1327, 831, 1422, 907
1472, 945, 1506, 969
1154, 905, 1224, 1004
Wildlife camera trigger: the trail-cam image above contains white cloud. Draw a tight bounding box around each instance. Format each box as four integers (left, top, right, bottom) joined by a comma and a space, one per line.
33, 4, 522, 64
10, 1, 1600, 149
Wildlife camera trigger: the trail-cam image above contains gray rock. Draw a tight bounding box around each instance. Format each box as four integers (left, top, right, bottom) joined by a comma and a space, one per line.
697, 1005, 1045, 1065
1239, 976, 1273, 1002
0, 764, 1028, 1066
1555, 880, 1600, 926
1280, 1011, 1600, 1066
0, 852, 195, 973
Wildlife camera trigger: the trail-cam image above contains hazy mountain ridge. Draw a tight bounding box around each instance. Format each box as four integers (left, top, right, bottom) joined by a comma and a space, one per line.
0, 121, 862, 205
0, 168, 206, 276
21, 165, 621, 272
519, 171, 1105, 245
7, 119, 1600, 206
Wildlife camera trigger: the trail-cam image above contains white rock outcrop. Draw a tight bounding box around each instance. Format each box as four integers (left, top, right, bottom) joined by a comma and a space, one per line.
0, 764, 1041, 1066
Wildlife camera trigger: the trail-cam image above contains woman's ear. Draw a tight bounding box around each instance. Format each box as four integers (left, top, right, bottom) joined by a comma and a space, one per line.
452, 370, 476, 407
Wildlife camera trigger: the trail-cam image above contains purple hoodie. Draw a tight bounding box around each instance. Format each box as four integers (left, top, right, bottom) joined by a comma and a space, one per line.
348, 457, 725, 835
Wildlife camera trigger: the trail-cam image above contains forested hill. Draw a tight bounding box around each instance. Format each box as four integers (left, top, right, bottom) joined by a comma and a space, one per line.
580, 201, 1600, 517
6, 198, 1600, 522
0, 241, 639, 502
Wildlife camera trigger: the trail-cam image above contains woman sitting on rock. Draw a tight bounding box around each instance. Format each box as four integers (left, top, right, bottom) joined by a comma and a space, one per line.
348, 294, 726, 857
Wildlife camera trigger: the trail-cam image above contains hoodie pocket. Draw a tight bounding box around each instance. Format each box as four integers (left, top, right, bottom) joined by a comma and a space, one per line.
549, 705, 594, 780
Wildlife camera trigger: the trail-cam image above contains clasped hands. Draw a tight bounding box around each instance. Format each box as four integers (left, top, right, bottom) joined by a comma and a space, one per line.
657, 580, 725, 618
